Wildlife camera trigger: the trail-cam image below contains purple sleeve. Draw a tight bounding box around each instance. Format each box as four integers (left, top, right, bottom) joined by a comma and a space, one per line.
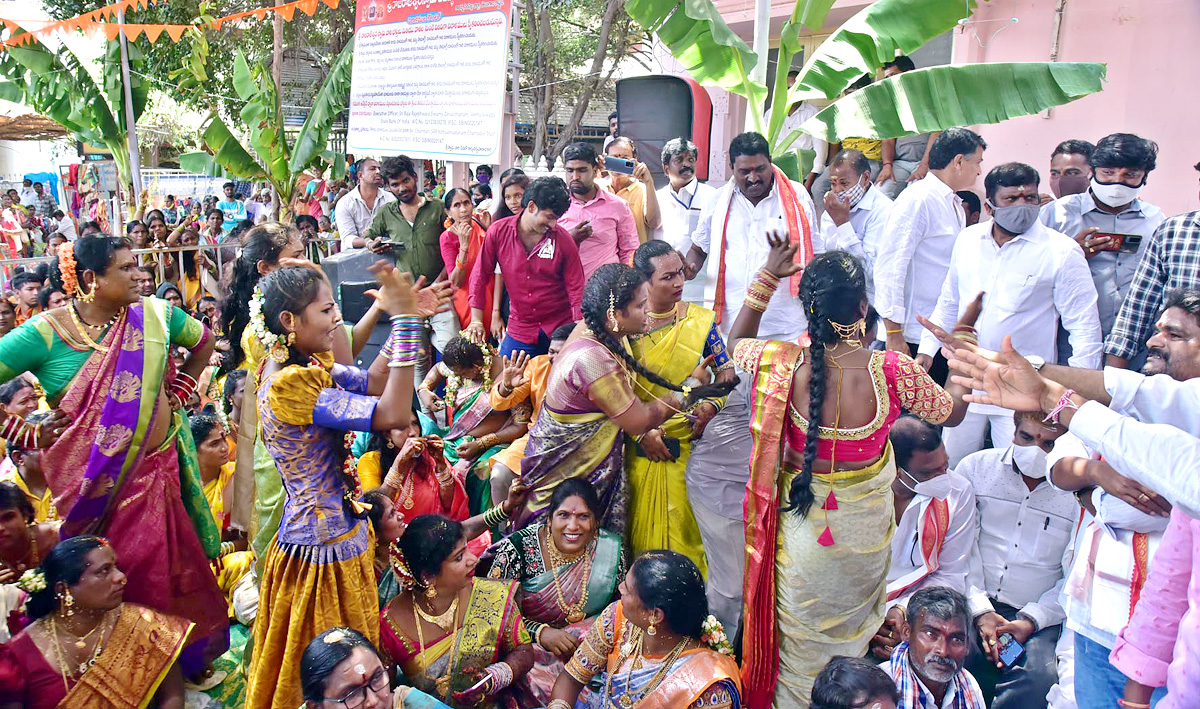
312, 389, 377, 431
559, 232, 585, 320
329, 363, 369, 394
469, 229, 498, 310
1109, 509, 1195, 687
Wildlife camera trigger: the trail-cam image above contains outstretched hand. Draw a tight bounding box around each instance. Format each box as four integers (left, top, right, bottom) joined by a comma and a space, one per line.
500, 351, 530, 391
763, 231, 799, 279
947, 336, 1046, 411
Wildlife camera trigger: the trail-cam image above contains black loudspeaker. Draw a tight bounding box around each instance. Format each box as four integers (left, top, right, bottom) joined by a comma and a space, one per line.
320, 248, 395, 308
616, 75, 713, 189
337, 280, 394, 368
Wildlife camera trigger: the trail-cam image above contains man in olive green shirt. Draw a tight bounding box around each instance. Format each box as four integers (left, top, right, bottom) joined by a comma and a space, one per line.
364, 155, 454, 368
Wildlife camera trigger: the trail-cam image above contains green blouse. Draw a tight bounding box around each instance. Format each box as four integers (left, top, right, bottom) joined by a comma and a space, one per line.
0, 303, 203, 402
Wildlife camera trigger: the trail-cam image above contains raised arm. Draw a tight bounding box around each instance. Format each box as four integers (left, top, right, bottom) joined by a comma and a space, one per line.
727, 231, 798, 353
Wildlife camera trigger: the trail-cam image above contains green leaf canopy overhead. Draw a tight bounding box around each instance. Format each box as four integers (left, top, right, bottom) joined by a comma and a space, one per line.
800, 62, 1107, 143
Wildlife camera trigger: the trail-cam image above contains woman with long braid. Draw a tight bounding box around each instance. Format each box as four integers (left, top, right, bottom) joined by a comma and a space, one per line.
728, 235, 968, 708
511, 263, 735, 534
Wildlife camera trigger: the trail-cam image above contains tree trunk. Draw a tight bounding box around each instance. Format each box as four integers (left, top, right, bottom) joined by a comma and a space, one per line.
547, 0, 626, 159
528, 5, 554, 164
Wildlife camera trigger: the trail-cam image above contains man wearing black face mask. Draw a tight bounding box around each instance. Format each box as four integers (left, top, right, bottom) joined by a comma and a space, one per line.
1041, 133, 1165, 361
920, 163, 1101, 465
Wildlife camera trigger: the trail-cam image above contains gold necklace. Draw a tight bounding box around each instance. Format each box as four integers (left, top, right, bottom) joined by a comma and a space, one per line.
543, 526, 592, 623
646, 306, 677, 319
413, 594, 459, 631
48, 604, 118, 692
411, 594, 461, 698
604, 628, 690, 709
67, 302, 124, 353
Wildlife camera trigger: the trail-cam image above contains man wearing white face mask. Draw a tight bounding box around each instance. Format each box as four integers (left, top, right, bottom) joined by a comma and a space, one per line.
817, 149, 893, 301
921, 162, 1101, 466
957, 411, 1075, 709
872, 417, 977, 661
1041, 133, 1164, 358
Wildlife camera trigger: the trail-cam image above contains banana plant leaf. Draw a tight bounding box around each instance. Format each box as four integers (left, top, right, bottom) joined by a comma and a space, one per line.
0, 38, 122, 145
102, 39, 148, 123
290, 39, 355, 175
787, 0, 977, 105
184, 113, 270, 180
626, 0, 768, 128
772, 147, 816, 182
800, 62, 1106, 143
232, 52, 291, 189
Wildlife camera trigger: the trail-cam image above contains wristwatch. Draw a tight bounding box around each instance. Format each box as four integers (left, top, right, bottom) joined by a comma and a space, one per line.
1025, 354, 1047, 372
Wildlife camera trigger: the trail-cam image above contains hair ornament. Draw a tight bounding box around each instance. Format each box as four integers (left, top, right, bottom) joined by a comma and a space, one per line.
323, 629, 347, 644
56, 242, 80, 298
389, 541, 416, 591
828, 317, 866, 342
17, 568, 46, 593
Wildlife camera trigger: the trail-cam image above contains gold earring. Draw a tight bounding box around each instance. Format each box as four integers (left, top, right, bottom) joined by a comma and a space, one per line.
386, 439, 395, 449
424, 584, 437, 600
60, 589, 75, 617
286, 331, 296, 346
77, 281, 96, 304
646, 620, 657, 636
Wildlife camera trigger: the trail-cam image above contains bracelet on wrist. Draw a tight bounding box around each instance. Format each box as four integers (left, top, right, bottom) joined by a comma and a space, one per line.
885, 327, 904, 335
1043, 388, 1079, 425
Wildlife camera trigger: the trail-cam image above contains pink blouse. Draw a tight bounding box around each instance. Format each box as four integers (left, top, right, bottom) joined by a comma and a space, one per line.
784, 349, 954, 464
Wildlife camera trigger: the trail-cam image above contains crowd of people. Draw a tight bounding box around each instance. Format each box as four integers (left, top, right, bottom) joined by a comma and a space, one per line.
0, 52, 1198, 709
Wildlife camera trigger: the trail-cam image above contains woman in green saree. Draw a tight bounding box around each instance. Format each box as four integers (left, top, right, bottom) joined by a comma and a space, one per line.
487, 478, 626, 706
380, 515, 534, 709
0, 235, 227, 675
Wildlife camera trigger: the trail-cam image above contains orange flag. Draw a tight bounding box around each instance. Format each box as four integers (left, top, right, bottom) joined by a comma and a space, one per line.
165, 24, 187, 41
299, 0, 320, 16
142, 24, 165, 42
278, 1, 298, 22
102, 23, 121, 41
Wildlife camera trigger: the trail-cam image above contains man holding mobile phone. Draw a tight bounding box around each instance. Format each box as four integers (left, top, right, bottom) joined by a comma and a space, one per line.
958, 411, 1076, 708
602, 137, 661, 244
558, 141, 639, 280
1041, 133, 1165, 366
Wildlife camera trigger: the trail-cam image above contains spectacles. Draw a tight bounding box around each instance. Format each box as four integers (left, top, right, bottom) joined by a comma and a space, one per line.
327, 669, 389, 708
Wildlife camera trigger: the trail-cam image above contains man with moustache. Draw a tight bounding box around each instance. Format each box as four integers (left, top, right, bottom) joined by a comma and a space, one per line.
652, 137, 718, 304
881, 587, 987, 709
816, 149, 893, 300
557, 141, 639, 281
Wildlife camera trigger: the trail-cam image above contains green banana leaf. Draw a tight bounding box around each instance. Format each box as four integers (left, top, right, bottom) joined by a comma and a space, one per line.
232, 52, 291, 189
787, 0, 977, 105
184, 113, 270, 180
625, 0, 768, 128
772, 147, 816, 182
289, 39, 355, 175
766, 0, 837, 148
0, 39, 122, 145
102, 39, 148, 124
800, 62, 1106, 143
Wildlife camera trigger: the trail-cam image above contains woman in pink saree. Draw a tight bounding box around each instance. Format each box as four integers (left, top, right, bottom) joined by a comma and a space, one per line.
0, 236, 228, 675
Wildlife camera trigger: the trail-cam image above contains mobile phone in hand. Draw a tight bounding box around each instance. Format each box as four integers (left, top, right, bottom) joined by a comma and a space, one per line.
606, 156, 636, 175
1094, 232, 1142, 254
997, 633, 1025, 668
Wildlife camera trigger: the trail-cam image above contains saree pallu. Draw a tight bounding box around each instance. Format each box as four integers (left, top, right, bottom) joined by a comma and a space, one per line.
49, 301, 226, 675
381, 579, 531, 709
246, 522, 379, 709
0, 604, 192, 709
511, 408, 626, 533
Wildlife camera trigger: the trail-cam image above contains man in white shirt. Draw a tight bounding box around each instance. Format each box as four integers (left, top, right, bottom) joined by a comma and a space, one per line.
48, 210, 76, 241
920, 162, 1102, 465
336, 157, 396, 251
653, 137, 718, 305
876, 127, 986, 381
881, 587, 987, 709
816, 149, 892, 301
684, 130, 816, 342
873, 417, 977, 661
959, 411, 1075, 709
17, 179, 36, 208
765, 70, 828, 191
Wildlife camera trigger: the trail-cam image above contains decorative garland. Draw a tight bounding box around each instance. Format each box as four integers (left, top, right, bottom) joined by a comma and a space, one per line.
248, 287, 285, 355
701, 615, 733, 655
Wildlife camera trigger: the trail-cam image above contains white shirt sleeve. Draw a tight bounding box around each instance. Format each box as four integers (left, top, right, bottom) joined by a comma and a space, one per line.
1104, 367, 1200, 433
1054, 245, 1103, 368
874, 194, 928, 324
1069, 400, 1200, 518
336, 199, 360, 249
691, 195, 718, 256
918, 242, 961, 357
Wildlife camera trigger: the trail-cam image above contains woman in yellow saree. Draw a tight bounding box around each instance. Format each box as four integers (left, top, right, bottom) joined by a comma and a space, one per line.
0, 536, 192, 709
626, 240, 736, 572
547, 550, 742, 709
727, 238, 967, 708
380, 515, 534, 709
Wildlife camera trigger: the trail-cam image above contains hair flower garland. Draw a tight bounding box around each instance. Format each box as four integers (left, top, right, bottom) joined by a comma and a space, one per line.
17, 568, 46, 594
56, 241, 79, 297
701, 615, 733, 655
248, 287, 285, 353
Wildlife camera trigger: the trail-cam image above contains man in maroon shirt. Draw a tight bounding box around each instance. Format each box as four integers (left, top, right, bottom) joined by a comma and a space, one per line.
467, 177, 584, 357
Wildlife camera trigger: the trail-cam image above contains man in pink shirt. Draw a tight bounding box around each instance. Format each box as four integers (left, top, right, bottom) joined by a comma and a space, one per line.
557, 141, 639, 280
466, 176, 584, 358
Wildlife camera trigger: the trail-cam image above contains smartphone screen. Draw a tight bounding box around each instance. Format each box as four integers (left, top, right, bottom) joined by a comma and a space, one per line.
997, 633, 1025, 668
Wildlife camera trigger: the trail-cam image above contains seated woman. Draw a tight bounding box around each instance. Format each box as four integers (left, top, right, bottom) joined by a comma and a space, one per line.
0, 535, 193, 708
190, 413, 253, 617
379, 515, 533, 708
547, 550, 741, 709
300, 626, 451, 709
2, 411, 58, 523
357, 415, 469, 520
0, 480, 57, 583
487, 478, 625, 705
514, 264, 735, 533
417, 335, 527, 514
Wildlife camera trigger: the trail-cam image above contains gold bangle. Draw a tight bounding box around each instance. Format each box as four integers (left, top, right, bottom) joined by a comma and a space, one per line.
755, 269, 781, 287
885, 327, 904, 334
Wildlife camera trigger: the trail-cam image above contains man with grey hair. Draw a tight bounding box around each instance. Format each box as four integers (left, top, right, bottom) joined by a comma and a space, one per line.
817, 148, 893, 300
882, 586, 987, 709
653, 136, 718, 305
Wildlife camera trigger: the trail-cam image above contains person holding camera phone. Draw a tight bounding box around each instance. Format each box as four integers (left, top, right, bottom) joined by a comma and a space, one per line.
602, 137, 661, 244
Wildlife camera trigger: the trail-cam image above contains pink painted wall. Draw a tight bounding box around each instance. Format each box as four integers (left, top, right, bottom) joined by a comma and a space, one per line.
952, 0, 1199, 215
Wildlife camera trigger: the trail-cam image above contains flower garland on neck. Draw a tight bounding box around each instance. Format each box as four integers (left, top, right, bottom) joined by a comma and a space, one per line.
443, 335, 493, 417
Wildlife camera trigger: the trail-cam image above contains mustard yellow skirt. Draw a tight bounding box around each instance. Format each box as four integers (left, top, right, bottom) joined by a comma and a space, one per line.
245, 521, 379, 709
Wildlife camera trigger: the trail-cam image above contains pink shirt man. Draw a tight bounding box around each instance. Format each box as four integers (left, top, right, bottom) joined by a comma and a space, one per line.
1110, 508, 1200, 707
557, 188, 639, 281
